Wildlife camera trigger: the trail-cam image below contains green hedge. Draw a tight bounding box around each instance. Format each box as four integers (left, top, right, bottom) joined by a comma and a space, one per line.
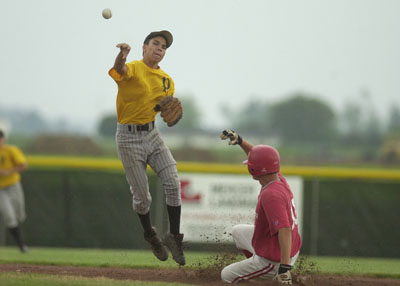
5, 169, 164, 249
2, 169, 399, 258
301, 179, 400, 258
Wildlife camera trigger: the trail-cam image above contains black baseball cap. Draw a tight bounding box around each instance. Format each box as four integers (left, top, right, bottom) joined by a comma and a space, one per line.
143, 30, 173, 48
0, 130, 4, 138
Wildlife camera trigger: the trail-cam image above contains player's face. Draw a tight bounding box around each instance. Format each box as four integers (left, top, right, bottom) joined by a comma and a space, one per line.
252, 174, 269, 186
143, 36, 167, 63
249, 173, 261, 182
0, 137, 4, 148
252, 175, 263, 184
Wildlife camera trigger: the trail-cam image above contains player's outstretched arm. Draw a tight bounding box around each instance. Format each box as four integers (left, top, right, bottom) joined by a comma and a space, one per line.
220, 130, 253, 155
240, 139, 253, 155
114, 43, 131, 75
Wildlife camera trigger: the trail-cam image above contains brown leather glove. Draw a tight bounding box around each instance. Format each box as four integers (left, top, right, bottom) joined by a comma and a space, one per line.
154, 96, 183, 127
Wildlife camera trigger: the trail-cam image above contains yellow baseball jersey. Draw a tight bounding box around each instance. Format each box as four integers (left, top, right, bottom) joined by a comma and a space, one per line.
109, 60, 175, 124
0, 145, 27, 188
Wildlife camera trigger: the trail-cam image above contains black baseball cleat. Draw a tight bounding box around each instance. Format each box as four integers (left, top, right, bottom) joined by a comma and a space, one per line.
144, 228, 168, 261
20, 245, 29, 253
162, 232, 186, 266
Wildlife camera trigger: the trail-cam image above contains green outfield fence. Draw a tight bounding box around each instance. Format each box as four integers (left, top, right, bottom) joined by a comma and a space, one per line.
1, 155, 400, 258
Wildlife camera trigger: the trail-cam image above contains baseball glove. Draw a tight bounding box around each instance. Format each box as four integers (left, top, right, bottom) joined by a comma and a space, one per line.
273, 264, 293, 285
154, 96, 183, 127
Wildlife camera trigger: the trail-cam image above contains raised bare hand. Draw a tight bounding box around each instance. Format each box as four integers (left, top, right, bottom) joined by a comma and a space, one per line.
116, 43, 131, 60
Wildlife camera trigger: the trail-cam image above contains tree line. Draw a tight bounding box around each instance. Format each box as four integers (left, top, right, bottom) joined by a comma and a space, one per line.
98, 92, 400, 147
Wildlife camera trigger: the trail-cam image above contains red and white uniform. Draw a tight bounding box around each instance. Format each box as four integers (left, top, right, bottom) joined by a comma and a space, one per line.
221, 173, 302, 283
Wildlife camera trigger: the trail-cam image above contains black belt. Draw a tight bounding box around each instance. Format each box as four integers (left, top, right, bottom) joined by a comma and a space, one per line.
128, 121, 154, 132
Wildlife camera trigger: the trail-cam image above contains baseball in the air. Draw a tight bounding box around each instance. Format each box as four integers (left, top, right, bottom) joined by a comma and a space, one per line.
102, 8, 112, 19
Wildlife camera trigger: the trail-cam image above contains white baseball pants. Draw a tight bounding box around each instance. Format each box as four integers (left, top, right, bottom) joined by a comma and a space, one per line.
0, 182, 26, 228
221, 224, 299, 284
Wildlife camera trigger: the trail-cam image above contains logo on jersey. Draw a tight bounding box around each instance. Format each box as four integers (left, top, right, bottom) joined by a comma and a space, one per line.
163, 77, 171, 92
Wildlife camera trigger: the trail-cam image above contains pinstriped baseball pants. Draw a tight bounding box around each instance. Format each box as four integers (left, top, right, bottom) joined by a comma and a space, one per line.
116, 123, 181, 215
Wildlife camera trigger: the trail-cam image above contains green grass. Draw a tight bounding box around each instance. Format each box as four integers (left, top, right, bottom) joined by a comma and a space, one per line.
0, 272, 192, 286
0, 247, 215, 269
1, 247, 400, 280
303, 256, 400, 278
0, 247, 215, 286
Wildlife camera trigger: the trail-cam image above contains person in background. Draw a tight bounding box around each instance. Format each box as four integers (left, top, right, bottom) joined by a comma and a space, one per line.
0, 129, 28, 253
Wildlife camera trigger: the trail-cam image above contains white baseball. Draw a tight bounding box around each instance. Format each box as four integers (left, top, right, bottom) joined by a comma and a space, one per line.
102, 8, 112, 19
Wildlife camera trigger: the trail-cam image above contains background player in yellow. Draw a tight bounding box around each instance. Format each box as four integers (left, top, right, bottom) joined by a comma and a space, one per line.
109, 30, 185, 265
0, 129, 28, 253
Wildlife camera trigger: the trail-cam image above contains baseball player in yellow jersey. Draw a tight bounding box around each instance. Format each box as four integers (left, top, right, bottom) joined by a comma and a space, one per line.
0, 129, 28, 253
109, 30, 185, 265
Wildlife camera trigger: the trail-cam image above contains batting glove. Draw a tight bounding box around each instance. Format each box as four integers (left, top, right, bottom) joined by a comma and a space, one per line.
273, 264, 292, 285
220, 130, 243, 145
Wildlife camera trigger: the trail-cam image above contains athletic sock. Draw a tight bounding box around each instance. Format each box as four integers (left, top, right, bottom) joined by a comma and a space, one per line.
167, 205, 181, 235
137, 211, 154, 235
8, 226, 25, 250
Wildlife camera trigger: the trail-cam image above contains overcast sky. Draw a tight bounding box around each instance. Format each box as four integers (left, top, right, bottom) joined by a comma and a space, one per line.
1, 0, 399, 132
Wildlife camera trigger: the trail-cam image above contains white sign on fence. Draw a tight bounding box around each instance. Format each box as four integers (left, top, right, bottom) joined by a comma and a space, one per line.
179, 173, 303, 243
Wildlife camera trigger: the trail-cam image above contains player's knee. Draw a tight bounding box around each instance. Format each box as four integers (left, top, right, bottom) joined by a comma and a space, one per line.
161, 172, 181, 206
221, 266, 234, 283
163, 174, 180, 191
164, 179, 181, 206
231, 224, 245, 240
1, 211, 18, 228
158, 165, 179, 186
133, 202, 151, 215
6, 220, 18, 229
132, 193, 152, 214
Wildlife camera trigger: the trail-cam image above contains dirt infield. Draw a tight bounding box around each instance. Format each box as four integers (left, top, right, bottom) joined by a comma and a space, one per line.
1, 264, 400, 286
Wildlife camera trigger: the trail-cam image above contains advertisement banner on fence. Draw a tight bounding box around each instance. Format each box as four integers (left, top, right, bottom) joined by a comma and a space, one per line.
180, 173, 303, 243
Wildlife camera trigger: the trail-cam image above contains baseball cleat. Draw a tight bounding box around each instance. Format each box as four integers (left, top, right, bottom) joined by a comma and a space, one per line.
144, 228, 168, 261
20, 245, 29, 254
162, 232, 186, 266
